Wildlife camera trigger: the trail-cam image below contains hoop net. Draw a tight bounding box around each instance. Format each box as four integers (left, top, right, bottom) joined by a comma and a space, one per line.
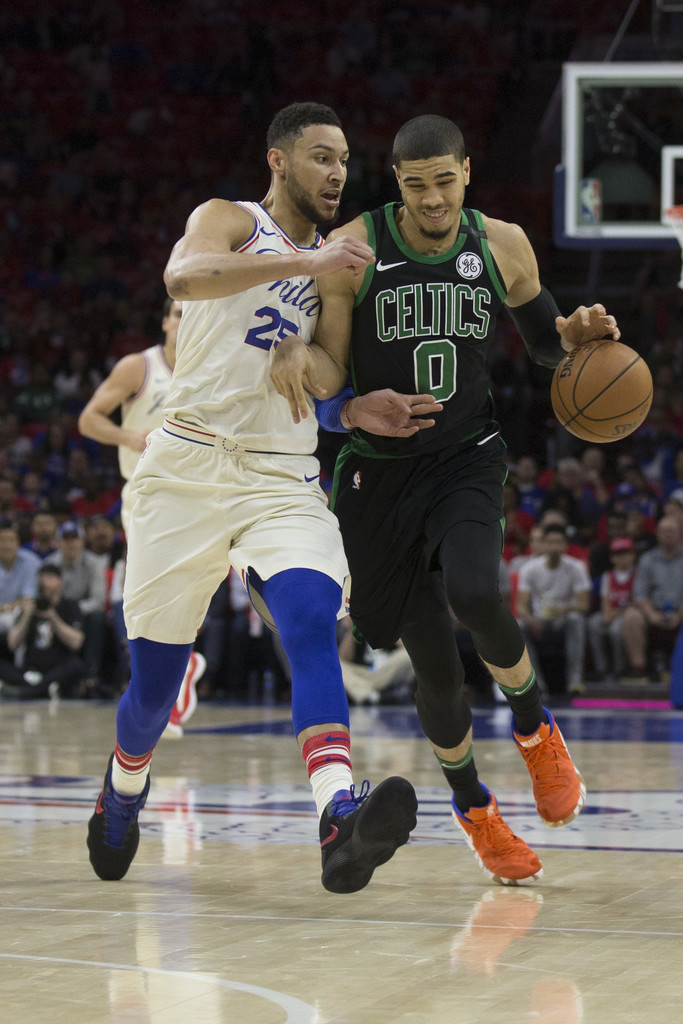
663, 205, 683, 289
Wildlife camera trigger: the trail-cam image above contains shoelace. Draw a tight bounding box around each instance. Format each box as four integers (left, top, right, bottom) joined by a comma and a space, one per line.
103, 788, 143, 848
479, 812, 526, 857
524, 741, 565, 788
330, 778, 370, 817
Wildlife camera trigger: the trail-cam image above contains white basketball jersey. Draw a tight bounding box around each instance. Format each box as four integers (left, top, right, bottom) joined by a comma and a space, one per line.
163, 201, 324, 454
119, 344, 173, 480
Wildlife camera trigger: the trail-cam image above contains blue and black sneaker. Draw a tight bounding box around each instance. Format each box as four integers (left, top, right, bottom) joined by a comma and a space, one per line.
319, 776, 418, 894
87, 753, 150, 881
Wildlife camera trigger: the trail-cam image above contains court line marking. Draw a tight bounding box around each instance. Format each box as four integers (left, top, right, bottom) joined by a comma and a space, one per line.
1, 907, 682, 939
0, 954, 317, 1023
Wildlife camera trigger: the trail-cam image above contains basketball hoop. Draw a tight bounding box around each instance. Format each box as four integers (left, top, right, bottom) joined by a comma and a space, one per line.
662, 205, 683, 289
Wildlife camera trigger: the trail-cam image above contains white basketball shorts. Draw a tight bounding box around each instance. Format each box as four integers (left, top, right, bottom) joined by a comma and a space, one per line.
123, 422, 349, 644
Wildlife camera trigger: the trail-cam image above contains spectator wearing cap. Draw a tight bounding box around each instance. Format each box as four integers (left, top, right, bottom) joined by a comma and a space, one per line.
621, 515, 683, 682
587, 537, 637, 682
0, 563, 85, 700
45, 520, 107, 688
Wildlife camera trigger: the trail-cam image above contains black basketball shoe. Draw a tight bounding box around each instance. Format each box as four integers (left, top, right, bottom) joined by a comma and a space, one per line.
87, 752, 150, 881
319, 776, 418, 894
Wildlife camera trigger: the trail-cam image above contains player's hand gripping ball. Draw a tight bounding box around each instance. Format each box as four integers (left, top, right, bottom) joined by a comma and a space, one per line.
551, 340, 653, 443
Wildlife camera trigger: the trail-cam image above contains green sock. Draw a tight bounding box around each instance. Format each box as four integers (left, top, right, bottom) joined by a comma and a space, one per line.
435, 745, 488, 813
497, 670, 547, 735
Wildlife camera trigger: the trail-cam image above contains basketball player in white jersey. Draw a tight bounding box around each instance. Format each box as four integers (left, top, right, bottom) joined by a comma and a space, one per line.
78, 299, 206, 737
87, 102, 421, 894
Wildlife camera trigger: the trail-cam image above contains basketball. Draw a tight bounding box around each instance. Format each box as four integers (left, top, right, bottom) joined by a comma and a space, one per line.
550, 340, 653, 443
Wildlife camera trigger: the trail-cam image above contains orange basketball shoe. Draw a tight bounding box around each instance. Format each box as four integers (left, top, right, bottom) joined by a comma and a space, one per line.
514, 709, 586, 827
451, 788, 543, 886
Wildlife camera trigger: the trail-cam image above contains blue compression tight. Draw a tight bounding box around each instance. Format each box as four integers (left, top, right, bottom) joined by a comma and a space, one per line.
260, 568, 349, 735
116, 637, 193, 755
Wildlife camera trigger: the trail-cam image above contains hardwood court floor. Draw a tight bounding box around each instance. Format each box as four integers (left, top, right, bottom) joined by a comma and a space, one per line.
1, 698, 682, 1023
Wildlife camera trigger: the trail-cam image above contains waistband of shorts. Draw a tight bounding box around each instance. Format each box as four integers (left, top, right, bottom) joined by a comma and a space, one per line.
161, 418, 301, 456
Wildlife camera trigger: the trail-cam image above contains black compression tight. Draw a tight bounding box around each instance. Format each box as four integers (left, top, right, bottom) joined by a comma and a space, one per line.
400, 520, 526, 750
439, 519, 525, 668
401, 605, 472, 750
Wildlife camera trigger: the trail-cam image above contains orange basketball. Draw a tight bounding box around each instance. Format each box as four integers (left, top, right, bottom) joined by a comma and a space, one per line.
551, 340, 653, 443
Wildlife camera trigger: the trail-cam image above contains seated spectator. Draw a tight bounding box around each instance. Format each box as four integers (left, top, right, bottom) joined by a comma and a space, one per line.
623, 506, 658, 558
22, 509, 59, 560
32, 419, 75, 491
0, 477, 21, 520
579, 445, 612, 509
507, 523, 547, 574
537, 508, 589, 562
516, 523, 592, 696
587, 537, 637, 682
502, 481, 535, 563
84, 514, 124, 571
511, 454, 547, 521
0, 412, 33, 470
69, 473, 121, 520
14, 470, 49, 517
0, 518, 41, 658
660, 447, 683, 501
14, 363, 62, 427
589, 510, 628, 580
538, 456, 605, 546
45, 520, 107, 688
0, 563, 85, 699
621, 515, 683, 682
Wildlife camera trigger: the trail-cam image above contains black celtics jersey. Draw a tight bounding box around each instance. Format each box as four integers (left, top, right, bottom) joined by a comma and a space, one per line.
349, 202, 508, 456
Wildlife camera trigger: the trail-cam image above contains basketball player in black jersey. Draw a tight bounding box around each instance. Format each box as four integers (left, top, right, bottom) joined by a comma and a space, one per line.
272, 114, 622, 885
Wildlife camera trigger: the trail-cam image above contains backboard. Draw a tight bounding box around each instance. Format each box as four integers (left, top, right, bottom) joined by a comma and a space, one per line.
555, 61, 683, 249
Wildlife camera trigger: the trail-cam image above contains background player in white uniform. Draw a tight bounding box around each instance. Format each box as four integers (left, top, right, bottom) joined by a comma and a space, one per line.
79, 298, 178, 533
86, 102, 419, 895
78, 299, 206, 736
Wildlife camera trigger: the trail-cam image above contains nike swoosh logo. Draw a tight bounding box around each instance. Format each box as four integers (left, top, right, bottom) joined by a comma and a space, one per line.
305, 473, 320, 483
321, 824, 339, 848
376, 260, 407, 272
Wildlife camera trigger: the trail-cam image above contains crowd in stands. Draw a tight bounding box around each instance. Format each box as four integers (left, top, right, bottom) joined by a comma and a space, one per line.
2, 2, 683, 702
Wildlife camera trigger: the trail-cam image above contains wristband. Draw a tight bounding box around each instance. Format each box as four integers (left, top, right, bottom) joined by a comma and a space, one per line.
314, 384, 356, 433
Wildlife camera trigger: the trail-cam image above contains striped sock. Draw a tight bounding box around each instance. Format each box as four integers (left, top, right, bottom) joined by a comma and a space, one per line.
302, 731, 353, 817
111, 741, 154, 796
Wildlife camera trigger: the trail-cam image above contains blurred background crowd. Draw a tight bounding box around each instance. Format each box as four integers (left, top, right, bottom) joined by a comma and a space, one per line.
2, 0, 683, 704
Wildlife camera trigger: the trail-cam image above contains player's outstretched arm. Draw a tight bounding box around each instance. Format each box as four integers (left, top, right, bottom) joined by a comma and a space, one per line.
164, 202, 374, 302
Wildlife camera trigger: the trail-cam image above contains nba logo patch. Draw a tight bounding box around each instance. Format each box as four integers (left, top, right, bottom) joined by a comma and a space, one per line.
352, 470, 362, 490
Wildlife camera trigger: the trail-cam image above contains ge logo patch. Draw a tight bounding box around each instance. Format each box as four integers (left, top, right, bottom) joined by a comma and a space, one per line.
456, 252, 483, 279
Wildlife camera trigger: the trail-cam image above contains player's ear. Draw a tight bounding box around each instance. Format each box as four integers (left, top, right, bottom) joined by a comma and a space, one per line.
267, 147, 287, 179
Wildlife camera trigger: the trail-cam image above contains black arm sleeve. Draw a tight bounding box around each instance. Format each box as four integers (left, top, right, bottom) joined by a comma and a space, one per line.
507, 286, 564, 369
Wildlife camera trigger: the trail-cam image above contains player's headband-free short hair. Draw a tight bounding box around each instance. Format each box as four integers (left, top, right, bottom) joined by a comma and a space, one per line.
392, 114, 466, 166
266, 102, 342, 150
